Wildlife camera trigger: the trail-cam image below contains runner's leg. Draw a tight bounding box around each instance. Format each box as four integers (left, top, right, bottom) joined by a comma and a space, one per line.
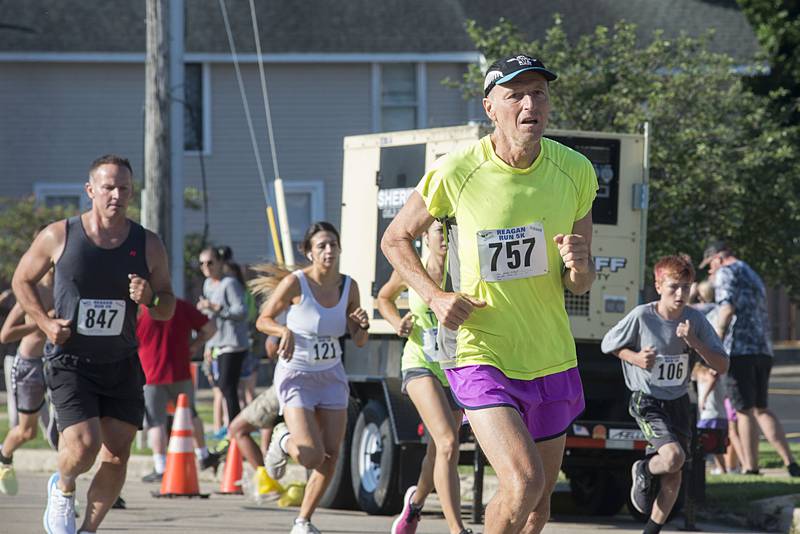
1, 411, 40, 455
647, 442, 685, 525
57, 418, 102, 492
467, 405, 543, 534
407, 375, 465, 533
80, 417, 137, 532
298, 407, 347, 521
230, 414, 264, 469
521, 434, 566, 534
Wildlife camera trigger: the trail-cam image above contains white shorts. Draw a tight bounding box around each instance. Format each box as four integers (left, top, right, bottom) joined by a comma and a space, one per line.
273, 363, 349, 412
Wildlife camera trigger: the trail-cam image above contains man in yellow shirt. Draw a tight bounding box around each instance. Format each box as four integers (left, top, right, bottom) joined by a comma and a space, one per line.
382, 54, 597, 534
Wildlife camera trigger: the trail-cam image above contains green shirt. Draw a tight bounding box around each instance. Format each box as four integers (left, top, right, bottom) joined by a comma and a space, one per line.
416, 135, 597, 380
402, 286, 449, 386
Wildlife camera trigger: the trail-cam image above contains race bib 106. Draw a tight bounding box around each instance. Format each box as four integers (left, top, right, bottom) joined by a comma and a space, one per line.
77, 299, 125, 336
477, 222, 548, 282
650, 353, 689, 388
309, 336, 342, 365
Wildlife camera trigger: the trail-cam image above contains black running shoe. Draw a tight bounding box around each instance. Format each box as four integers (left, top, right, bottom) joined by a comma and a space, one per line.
200, 451, 221, 472
112, 495, 126, 509
630, 459, 653, 515
788, 462, 800, 477
141, 470, 163, 483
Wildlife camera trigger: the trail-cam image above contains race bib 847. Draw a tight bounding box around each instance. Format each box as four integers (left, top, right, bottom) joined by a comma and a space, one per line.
477, 222, 548, 282
77, 299, 125, 336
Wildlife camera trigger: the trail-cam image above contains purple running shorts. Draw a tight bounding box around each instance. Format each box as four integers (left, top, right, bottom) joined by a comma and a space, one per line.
444, 365, 585, 442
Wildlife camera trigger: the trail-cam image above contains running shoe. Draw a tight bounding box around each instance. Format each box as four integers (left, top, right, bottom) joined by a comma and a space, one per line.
200, 450, 222, 472
43, 472, 76, 534
265, 422, 290, 480
290, 518, 321, 534
391, 485, 422, 534
630, 459, 653, 515
212, 427, 228, 440
0, 463, 18, 496
141, 470, 163, 483
788, 462, 800, 478
253, 466, 281, 498
112, 495, 126, 509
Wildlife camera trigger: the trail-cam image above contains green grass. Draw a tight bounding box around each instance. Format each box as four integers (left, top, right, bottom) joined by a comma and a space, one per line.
705, 472, 800, 508
0, 397, 220, 456
758, 440, 800, 468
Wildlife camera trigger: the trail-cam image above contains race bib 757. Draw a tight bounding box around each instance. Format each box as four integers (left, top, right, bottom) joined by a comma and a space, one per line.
477, 222, 548, 282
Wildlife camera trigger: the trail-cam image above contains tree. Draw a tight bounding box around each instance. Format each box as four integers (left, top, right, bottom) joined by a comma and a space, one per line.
449, 16, 800, 300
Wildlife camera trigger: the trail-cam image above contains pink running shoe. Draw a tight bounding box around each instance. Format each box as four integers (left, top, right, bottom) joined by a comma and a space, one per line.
391, 485, 422, 534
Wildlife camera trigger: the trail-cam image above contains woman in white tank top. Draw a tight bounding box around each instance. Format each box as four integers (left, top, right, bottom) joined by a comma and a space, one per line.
256, 222, 368, 534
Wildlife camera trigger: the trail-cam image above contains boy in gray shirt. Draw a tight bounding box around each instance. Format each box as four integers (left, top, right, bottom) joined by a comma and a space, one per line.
602, 255, 728, 534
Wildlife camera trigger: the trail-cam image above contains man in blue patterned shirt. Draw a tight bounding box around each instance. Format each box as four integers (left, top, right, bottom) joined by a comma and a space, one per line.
701, 241, 799, 477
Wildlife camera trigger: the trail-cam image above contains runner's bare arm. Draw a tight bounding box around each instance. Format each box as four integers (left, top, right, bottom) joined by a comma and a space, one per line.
555, 211, 595, 295
12, 222, 71, 344
382, 192, 484, 330
257, 274, 300, 360
0, 303, 40, 343
375, 271, 413, 337
346, 279, 369, 347
134, 230, 175, 320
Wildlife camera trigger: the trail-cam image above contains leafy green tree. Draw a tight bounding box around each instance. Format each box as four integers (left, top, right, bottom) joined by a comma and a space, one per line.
449, 16, 800, 299
0, 197, 78, 288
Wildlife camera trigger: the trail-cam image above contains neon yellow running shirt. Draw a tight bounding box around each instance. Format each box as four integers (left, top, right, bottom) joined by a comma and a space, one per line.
417, 135, 598, 380
401, 287, 449, 387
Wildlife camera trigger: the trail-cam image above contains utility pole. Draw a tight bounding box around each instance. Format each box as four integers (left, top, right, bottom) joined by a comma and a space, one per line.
144, 0, 184, 296
143, 0, 171, 253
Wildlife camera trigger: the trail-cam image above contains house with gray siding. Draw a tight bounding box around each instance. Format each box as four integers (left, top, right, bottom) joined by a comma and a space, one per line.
0, 0, 760, 273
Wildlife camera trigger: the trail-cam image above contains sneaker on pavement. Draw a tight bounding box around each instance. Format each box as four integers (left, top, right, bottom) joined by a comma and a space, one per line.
141, 470, 163, 483
266, 422, 290, 480
112, 495, 126, 509
200, 451, 222, 472
290, 518, 321, 534
43, 472, 76, 534
788, 462, 800, 477
630, 459, 653, 515
391, 485, 422, 534
0, 463, 18, 496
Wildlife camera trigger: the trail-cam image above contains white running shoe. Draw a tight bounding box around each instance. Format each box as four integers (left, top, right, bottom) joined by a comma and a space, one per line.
43, 472, 76, 534
290, 518, 321, 534
0, 463, 18, 496
266, 422, 290, 480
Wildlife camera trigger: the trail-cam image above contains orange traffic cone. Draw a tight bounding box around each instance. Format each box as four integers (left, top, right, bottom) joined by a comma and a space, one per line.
153, 393, 209, 498
217, 437, 244, 494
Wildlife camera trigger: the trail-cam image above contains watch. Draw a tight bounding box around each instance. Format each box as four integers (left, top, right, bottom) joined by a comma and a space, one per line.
147, 292, 160, 309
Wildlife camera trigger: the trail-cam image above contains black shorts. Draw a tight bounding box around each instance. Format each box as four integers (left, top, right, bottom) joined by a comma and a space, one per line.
44, 354, 145, 432
724, 355, 771, 411
629, 391, 691, 456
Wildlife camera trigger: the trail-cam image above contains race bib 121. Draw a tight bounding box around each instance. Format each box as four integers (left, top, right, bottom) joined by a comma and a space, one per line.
477, 222, 548, 282
77, 299, 125, 336
309, 336, 342, 365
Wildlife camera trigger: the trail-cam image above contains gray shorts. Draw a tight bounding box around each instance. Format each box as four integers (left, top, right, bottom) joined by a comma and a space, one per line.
240, 386, 280, 429
401, 367, 460, 411
143, 379, 198, 428
274, 363, 349, 412
12, 355, 46, 414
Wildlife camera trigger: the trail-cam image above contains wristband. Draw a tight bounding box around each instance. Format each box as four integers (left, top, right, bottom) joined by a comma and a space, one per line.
147, 292, 160, 309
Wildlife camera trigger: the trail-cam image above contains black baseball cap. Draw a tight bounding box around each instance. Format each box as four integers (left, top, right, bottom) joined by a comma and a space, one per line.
699, 240, 731, 268
483, 54, 558, 97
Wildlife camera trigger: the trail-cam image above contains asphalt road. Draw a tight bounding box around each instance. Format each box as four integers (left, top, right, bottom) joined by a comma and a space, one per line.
1, 472, 768, 534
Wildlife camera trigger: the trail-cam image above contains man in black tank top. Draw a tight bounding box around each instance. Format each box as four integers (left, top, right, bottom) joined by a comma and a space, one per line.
12, 155, 175, 534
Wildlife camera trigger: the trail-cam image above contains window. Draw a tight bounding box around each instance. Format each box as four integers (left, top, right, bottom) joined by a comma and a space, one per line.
34, 183, 89, 211
184, 63, 210, 154
379, 63, 421, 132
281, 181, 325, 258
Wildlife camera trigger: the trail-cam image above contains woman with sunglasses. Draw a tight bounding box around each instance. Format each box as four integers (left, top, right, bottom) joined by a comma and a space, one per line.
197, 246, 250, 428
256, 221, 369, 534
